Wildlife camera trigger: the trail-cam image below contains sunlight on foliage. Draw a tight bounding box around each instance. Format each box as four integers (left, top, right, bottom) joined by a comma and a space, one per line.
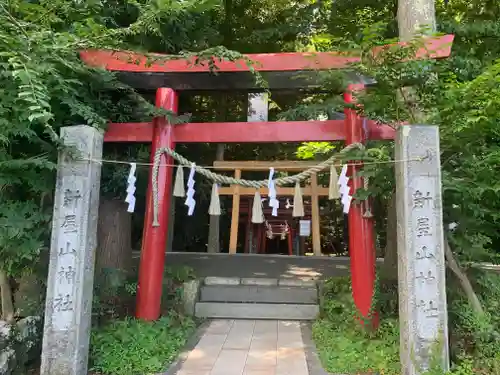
90, 313, 196, 375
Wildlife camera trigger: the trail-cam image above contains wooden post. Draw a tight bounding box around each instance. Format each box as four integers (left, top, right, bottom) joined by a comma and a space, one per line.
229, 169, 242, 253
256, 225, 262, 254
261, 226, 267, 254
244, 200, 251, 253
310, 173, 322, 256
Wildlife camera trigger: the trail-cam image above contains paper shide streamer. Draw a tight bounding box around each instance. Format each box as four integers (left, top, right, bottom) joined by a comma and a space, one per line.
185, 163, 196, 216
338, 164, 353, 214
267, 167, 279, 216
125, 163, 136, 213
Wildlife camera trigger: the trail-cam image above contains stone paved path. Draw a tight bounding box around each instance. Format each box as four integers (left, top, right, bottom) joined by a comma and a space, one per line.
173, 319, 311, 375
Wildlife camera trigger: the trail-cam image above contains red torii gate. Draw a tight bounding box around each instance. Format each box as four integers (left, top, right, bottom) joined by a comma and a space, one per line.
80, 34, 453, 321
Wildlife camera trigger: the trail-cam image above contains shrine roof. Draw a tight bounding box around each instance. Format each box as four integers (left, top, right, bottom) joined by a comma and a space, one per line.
79, 35, 453, 91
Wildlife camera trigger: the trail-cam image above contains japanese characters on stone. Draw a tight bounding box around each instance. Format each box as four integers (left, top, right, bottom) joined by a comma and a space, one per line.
411, 177, 442, 340
52, 186, 82, 321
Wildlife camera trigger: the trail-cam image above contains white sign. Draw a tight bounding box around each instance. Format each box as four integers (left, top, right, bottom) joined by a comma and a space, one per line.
299, 220, 311, 237
248, 93, 269, 122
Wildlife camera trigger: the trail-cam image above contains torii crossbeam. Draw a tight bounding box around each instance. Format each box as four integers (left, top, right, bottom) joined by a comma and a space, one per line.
80, 34, 454, 322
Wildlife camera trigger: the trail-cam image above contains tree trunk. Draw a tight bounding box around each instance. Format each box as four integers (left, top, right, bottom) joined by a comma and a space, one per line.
207, 144, 225, 253
95, 198, 132, 295
397, 0, 436, 123
166, 196, 176, 252
397, 0, 436, 41
0, 268, 14, 322
396, 0, 483, 319
387, 0, 437, 273
445, 240, 484, 315
381, 193, 398, 280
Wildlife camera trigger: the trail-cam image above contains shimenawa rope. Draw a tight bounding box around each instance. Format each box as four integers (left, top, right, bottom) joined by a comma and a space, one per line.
151, 143, 364, 226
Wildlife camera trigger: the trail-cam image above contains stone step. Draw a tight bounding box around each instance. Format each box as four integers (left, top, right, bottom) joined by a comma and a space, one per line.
195, 302, 319, 320
204, 276, 317, 288
200, 285, 317, 304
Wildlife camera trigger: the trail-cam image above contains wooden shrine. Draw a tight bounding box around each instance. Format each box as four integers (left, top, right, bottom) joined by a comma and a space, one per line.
214, 160, 330, 256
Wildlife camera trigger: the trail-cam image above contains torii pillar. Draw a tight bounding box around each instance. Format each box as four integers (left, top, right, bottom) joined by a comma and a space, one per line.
136, 88, 178, 320
344, 84, 377, 324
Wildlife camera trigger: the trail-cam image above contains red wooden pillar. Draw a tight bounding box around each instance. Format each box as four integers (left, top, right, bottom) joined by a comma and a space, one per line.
136, 88, 178, 320
343, 84, 376, 322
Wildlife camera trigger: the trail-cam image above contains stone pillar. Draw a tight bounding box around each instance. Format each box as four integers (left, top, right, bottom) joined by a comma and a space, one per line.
40, 125, 103, 375
395, 125, 449, 375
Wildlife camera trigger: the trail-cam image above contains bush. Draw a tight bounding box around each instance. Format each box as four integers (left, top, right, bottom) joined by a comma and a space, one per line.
314, 274, 500, 375
314, 277, 400, 374
90, 313, 196, 375
447, 270, 500, 374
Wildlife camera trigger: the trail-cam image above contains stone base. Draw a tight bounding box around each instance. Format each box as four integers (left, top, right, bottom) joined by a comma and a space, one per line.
181, 279, 201, 316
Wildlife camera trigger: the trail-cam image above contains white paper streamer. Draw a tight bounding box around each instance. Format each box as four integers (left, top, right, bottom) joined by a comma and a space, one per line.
338, 164, 352, 214
125, 163, 136, 213
267, 167, 279, 216
342, 195, 353, 214
184, 163, 196, 216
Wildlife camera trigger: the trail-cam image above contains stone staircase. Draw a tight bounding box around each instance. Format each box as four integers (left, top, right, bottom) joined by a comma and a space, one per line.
194, 277, 319, 320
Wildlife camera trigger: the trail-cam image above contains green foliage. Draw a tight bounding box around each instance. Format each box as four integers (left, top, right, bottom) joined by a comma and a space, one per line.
161, 266, 197, 313
90, 313, 196, 375
0, 200, 50, 276
315, 274, 500, 374
92, 269, 138, 324
0, 0, 159, 282
447, 270, 500, 373
92, 265, 196, 324
314, 277, 401, 375
438, 62, 500, 263
1, 0, 301, 272
291, 18, 500, 263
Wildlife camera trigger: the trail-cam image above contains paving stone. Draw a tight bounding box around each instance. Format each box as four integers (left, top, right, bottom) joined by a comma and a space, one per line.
243, 367, 277, 375
182, 347, 220, 371
224, 320, 254, 350
249, 337, 277, 351
171, 319, 312, 375
196, 333, 227, 351
277, 320, 302, 332
206, 319, 234, 334
245, 348, 277, 368
177, 370, 211, 375
253, 320, 277, 334
277, 348, 308, 375
210, 349, 248, 375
